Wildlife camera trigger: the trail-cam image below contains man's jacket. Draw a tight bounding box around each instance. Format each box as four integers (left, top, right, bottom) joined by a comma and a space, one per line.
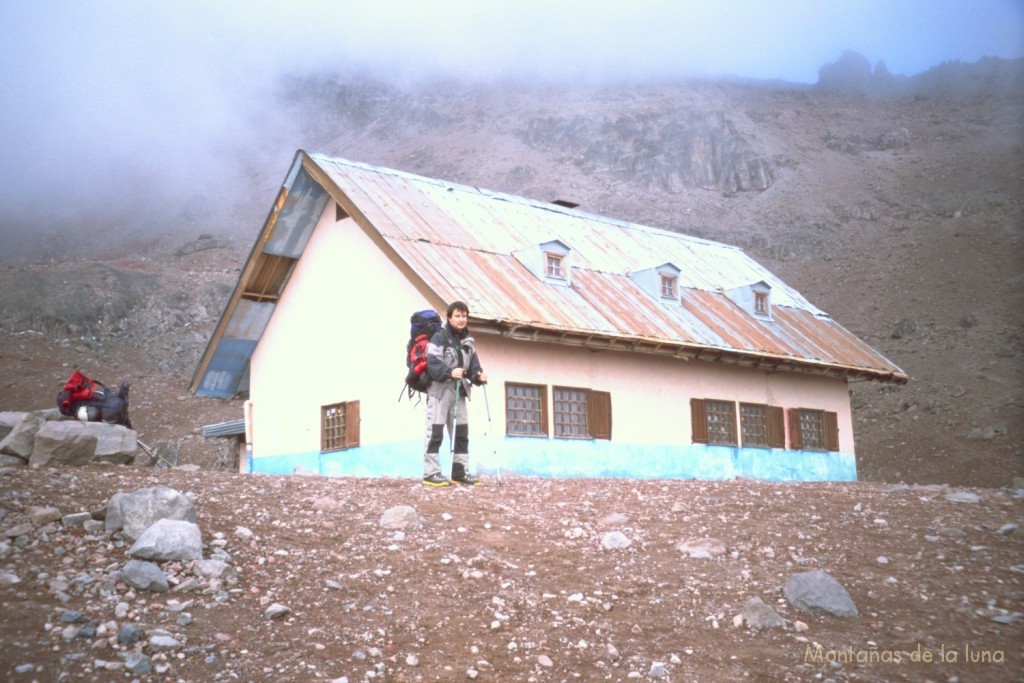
425, 324, 484, 399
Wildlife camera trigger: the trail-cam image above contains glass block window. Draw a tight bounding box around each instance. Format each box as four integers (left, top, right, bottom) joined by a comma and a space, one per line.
553, 387, 589, 438
322, 401, 359, 452
740, 403, 769, 446
798, 409, 826, 450
704, 400, 737, 445
506, 383, 546, 436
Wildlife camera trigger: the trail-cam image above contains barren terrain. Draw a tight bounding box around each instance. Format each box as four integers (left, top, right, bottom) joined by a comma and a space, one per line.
0, 63, 1022, 681
1, 466, 1022, 681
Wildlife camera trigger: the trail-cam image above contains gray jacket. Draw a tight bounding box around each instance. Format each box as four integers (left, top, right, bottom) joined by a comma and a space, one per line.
425, 325, 484, 399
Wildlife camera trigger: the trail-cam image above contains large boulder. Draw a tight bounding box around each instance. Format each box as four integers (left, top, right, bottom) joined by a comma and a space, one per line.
127, 519, 203, 562
82, 423, 138, 464
784, 570, 859, 618
0, 412, 44, 460
29, 421, 97, 467
107, 486, 198, 542
0, 412, 25, 441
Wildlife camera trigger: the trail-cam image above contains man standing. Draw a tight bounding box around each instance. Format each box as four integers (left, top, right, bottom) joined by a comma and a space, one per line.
422, 301, 487, 486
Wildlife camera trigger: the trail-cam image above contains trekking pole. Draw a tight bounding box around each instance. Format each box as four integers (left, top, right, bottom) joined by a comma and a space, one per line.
483, 383, 502, 486
451, 377, 460, 462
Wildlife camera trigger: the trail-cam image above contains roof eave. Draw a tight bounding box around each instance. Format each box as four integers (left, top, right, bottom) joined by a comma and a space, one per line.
475, 320, 908, 384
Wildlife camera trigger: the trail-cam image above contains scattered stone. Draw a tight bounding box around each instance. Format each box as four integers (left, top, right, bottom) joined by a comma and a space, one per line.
676, 538, 726, 558
108, 486, 199, 541
122, 559, 169, 592
127, 519, 203, 562
740, 596, 786, 630
784, 570, 859, 618
995, 523, 1018, 536
122, 652, 152, 674
265, 603, 291, 620
648, 661, 668, 678
600, 531, 631, 549
379, 505, 420, 530
944, 491, 980, 503
147, 633, 182, 651
537, 654, 553, 667
26, 505, 63, 525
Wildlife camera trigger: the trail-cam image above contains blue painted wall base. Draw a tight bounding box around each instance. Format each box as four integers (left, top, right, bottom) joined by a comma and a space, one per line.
247, 436, 857, 482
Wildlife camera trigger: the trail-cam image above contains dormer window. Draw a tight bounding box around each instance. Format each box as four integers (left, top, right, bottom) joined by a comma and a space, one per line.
514, 239, 573, 287
546, 252, 566, 279
660, 273, 678, 299
629, 262, 682, 304
725, 280, 772, 320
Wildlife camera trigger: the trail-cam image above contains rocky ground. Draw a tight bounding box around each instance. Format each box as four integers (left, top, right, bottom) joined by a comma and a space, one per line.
0, 466, 1021, 682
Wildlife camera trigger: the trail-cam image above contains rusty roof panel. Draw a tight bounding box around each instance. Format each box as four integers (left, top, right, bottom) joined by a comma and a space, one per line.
306, 153, 904, 380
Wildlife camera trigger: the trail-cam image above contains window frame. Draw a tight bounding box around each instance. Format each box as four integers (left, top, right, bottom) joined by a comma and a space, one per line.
505, 382, 548, 437
788, 408, 839, 451
321, 400, 360, 452
753, 291, 769, 316
545, 251, 566, 280
739, 402, 786, 449
552, 385, 612, 440
690, 398, 737, 446
552, 385, 589, 439
659, 272, 678, 299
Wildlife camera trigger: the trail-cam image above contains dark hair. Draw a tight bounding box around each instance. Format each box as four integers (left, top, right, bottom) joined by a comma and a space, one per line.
446, 301, 469, 318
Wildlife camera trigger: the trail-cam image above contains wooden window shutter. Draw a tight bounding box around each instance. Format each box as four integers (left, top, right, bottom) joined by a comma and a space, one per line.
588, 391, 612, 440
690, 398, 708, 443
345, 400, 360, 448
825, 411, 839, 452
540, 388, 549, 435
767, 406, 785, 449
788, 409, 803, 450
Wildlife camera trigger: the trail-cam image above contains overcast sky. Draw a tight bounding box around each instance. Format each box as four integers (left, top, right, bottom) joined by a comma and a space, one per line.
1, 0, 1022, 233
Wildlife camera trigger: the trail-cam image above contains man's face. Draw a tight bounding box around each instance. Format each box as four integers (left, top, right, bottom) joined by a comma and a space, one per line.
449, 309, 468, 330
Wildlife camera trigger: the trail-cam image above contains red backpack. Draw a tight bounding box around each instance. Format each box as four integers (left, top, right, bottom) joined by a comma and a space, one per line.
57, 371, 104, 416
401, 310, 442, 400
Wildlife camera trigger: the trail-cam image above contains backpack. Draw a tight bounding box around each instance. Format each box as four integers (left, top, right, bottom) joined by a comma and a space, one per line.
401, 310, 442, 400
57, 370, 104, 416
56, 370, 133, 427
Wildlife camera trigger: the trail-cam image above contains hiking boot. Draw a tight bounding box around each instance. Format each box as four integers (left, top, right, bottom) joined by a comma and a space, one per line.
451, 462, 480, 486
452, 472, 481, 486
422, 472, 450, 487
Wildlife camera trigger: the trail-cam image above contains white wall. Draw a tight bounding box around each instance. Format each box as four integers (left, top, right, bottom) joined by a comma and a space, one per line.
250, 205, 433, 458
248, 202, 855, 462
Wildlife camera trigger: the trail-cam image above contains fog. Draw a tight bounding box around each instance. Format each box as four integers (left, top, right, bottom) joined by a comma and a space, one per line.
1, 0, 1022, 253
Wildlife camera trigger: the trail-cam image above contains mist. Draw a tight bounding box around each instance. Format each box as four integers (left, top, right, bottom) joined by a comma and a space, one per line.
1, 0, 1022, 258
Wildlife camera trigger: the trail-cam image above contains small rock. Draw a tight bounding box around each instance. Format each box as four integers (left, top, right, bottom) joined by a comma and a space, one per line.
379, 505, 420, 530
601, 531, 631, 549
945, 491, 980, 503
265, 603, 291, 620
648, 661, 668, 678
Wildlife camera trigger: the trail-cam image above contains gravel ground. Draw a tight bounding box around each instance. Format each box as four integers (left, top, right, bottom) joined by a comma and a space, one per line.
0, 465, 1021, 682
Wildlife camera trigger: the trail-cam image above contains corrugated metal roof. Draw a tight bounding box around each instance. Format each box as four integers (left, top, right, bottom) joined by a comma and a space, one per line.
202, 419, 246, 439
309, 153, 904, 381
191, 151, 906, 398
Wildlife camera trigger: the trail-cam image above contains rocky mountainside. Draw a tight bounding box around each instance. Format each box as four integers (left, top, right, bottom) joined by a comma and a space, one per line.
0, 56, 1021, 486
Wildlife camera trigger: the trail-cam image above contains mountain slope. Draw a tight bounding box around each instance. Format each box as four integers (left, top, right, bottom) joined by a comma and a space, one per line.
1, 61, 1021, 486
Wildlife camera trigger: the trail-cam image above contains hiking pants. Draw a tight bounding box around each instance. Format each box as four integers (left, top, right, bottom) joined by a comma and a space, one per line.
423, 383, 469, 477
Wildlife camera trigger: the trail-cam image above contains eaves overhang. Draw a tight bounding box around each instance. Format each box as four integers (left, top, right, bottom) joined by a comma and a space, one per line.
473, 319, 909, 384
